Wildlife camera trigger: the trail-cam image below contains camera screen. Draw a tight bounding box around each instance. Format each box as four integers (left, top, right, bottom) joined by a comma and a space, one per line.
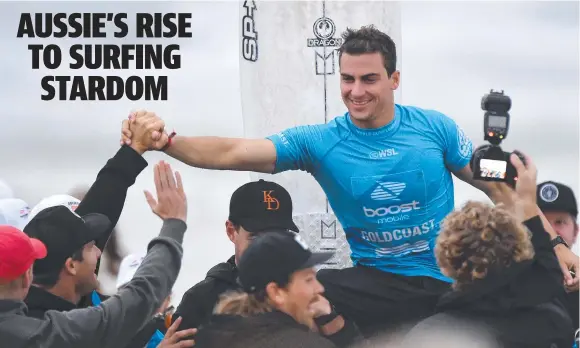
488, 115, 507, 128
479, 159, 507, 179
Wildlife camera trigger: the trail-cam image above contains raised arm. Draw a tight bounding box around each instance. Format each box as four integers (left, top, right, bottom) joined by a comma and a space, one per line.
121, 111, 277, 173
484, 153, 579, 291
165, 136, 277, 173
74, 145, 148, 251
121, 110, 325, 175
31, 161, 189, 348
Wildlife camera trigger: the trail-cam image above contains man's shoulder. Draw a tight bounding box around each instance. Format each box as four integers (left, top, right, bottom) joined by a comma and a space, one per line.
178, 257, 239, 308
181, 276, 225, 300
398, 104, 454, 125
282, 114, 349, 136
174, 259, 241, 330
0, 302, 59, 347
198, 311, 336, 347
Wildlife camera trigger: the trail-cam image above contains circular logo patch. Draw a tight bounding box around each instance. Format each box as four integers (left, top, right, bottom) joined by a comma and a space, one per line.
313, 17, 336, 40
540, 183, 559, 203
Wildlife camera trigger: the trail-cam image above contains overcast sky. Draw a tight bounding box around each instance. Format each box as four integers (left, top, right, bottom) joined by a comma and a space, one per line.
0, 1, 578, 301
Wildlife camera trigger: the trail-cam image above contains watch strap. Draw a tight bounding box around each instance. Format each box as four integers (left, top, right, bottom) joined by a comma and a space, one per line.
551, 235, 569, 248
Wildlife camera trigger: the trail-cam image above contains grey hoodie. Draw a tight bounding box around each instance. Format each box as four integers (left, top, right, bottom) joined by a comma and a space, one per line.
0, 218, 186, 348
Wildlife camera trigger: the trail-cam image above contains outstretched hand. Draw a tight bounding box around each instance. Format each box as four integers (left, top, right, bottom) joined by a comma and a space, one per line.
144, 161, 187, 222
486, 152, 537, 219
157, 317, 197, 348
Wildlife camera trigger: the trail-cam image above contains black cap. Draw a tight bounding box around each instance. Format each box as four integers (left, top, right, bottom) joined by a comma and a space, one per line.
238, 230, 333, 293
228, 179, 299, 233
537, 181, 578, 219
23, 205, 110, 277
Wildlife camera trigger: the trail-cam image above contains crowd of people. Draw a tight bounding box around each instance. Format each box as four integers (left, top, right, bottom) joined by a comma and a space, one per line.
0, 25, 578, 347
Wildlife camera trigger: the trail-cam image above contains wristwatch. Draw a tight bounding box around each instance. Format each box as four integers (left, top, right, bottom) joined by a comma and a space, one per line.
551, 235, 569, 249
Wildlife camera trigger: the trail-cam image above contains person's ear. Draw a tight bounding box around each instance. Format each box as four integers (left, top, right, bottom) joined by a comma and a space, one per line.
63, 257, 78, 276
265, 282, 286, 307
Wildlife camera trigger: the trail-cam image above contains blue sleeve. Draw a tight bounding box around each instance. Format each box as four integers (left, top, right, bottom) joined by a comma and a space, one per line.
146, 330, 164, 348
266, 125, 324, 174
437, 113, 473, 172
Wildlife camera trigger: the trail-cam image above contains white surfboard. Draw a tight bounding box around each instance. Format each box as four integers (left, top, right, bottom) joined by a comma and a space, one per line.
239, 1, 402, 268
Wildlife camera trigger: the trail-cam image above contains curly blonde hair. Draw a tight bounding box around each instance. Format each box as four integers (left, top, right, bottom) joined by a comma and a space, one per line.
435, 201, 535, 289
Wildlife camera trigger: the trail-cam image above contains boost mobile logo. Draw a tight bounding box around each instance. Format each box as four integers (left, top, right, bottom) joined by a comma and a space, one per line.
306, 16, 343, 75
364, 201, 421, 218
242, 0, 258, 62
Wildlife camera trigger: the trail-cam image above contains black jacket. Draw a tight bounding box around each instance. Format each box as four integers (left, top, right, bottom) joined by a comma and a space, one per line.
566, 290, 579, 330
75, 145, 148, 277
194, 310, 340, 348
24, 287, 102, 319
405, 216, 575, 348
173, 255, 241, 330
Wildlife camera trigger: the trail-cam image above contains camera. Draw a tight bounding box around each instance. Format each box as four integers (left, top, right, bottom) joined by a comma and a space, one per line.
470, 90, 525, 188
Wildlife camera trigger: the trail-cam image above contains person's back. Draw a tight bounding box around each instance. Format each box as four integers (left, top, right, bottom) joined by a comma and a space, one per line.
408, 161, 575, 348
174, 256, 239, 330
195, 311, 336, 348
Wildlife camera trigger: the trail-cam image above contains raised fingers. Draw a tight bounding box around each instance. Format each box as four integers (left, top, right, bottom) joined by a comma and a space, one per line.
175, 171, 184, 195
154, 162, 164, 196
164, 316, 182, 337
158, 162, 172, 190
173, 328, 197, 341
165, 164, 177, 189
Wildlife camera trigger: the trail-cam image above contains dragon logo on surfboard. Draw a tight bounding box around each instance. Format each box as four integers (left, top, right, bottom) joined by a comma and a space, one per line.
307, 16, 343, 75
313, 17, 336, 40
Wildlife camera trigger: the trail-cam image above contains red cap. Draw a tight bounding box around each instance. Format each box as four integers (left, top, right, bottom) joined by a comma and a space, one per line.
0, 225, 47, 281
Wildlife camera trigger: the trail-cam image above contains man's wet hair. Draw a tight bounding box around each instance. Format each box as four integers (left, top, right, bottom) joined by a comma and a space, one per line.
339, 25, 397, 77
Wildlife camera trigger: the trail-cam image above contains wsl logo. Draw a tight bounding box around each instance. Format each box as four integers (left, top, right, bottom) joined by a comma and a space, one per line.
241, 0, 258, 62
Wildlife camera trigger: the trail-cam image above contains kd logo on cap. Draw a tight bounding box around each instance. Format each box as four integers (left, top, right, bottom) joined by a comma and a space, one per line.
263, 190, 280, 211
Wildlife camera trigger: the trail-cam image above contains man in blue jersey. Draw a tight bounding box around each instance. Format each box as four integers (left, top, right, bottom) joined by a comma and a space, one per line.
121, 25, 579, 338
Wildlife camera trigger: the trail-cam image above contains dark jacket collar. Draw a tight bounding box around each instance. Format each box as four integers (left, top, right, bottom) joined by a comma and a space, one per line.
24, 286, 77, 317
206, 255, 239, 285
437, 261, 533, 312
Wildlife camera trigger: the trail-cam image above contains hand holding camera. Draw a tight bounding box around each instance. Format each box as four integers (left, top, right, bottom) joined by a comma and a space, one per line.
487, 151, 538, 221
